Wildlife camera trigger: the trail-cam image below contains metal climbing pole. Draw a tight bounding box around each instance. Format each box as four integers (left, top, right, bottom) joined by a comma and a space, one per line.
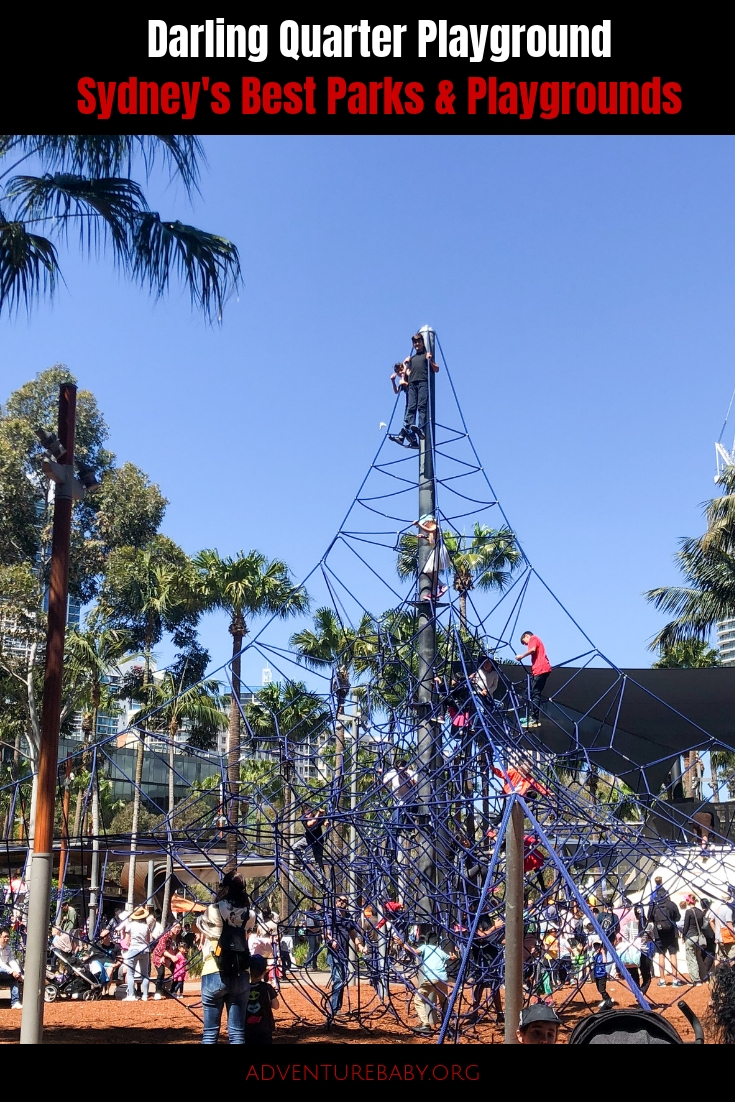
415, 324, 438, 920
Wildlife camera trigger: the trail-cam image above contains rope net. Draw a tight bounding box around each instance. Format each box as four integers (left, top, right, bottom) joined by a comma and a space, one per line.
2, 331, 734, 1041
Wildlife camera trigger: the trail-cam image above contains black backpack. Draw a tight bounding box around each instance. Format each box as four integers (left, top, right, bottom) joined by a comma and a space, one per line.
598, 910, 620, 939
213, 916, 251, 977
651, 902, 673, 933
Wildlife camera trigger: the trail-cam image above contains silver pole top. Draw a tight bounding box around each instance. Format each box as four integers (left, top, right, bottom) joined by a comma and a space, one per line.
418, 325, 435, 358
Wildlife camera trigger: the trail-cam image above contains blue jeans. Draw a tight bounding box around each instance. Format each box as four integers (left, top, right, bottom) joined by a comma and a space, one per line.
0, 974, 21, 1006
201, 970, 250, 1044
124, 950, 149, 999
327, 951, 347, 1016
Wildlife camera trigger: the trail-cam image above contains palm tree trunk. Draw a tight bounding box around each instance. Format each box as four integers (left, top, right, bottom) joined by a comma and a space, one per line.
332, 676, 349, 872
710, 753, 720, 803
127, 730, 146, 909
72, 786, 84, 840
161, 723, 176, 926
72, 731, 90, 841
3, 728, 21, 839
279, 769, 292, 920
682, 751, 692, 799
480, 755, 489, 835
76, 698, 99, 839
334, 674, 349, 792
459, 590, 467, 631
58, 757, 72, 910
129, 629, 153, 907
226, 615, 245, 870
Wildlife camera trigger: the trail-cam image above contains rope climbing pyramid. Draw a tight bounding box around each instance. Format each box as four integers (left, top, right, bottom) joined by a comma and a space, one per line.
4, 325, 735, 1042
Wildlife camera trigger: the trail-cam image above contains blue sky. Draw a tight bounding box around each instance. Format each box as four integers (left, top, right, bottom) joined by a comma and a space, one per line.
2, 135, 734, 682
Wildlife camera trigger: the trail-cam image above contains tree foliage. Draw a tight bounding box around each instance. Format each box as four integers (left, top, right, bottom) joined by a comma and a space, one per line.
652, 639, 721, 669
97, 535, 197, 659
0, 365, 168, 602
0, 368, 172, 766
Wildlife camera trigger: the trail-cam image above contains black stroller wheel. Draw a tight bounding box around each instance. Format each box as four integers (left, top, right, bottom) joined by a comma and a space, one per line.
44, 984, 58, 1003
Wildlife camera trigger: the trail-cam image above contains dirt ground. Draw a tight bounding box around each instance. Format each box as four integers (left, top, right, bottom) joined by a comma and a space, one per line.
0, 973, 716, 1044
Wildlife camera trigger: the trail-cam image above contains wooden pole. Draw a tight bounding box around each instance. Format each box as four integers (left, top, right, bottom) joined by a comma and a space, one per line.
21, 384, 76, 1045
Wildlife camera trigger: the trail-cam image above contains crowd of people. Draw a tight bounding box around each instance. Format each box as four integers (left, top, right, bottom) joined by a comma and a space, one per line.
2, 859, 735, 1043
2, 615, 735, 1043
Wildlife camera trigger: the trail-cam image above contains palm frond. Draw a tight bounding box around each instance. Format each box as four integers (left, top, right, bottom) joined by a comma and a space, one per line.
9, 173, 147, 256
0, 214, 59, 314
131, 213, 241, 321
194, 549, 307, 621
2, 136, 203, 193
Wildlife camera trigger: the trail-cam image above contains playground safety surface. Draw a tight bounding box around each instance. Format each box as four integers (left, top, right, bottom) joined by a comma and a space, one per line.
0, 979, 712, 1043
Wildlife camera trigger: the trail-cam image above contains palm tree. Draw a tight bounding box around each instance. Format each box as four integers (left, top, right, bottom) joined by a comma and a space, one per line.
244, 680, 331, 914
652, 640, 721, 668
99, 540, 195, 907
290, 608, 375, 720
646, 465, 735, 649
0, 136, 240, 319
290, 608, 375, 806
62, 624, 133, 928
711, 749, 735, 802
130, 671, 226, 923
397, 523, 521, 628
646, 538, 735, 649
64, 625, 134, 835
193, 549, 309, 865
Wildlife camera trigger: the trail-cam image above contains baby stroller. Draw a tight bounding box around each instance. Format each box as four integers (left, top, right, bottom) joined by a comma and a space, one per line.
568, 1000, 704, 1044
45, 948, 104, 1002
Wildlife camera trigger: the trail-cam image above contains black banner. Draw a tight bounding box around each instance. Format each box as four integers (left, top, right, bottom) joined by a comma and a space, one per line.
5, 10, 729, 133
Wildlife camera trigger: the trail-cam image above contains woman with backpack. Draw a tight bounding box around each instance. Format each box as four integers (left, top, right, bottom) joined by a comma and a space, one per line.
196, 873, 258, 1044
647, 884, 683, 986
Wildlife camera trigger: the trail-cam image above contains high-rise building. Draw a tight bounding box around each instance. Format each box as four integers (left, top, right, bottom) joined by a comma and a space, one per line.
718, 617, 735, 666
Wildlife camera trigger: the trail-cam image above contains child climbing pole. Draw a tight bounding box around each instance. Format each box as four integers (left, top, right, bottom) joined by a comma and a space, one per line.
413, 515, 449, 600
389, 331, 439, 447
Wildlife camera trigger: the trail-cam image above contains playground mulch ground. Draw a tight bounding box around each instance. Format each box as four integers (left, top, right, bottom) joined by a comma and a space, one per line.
0, 976, 714, 1044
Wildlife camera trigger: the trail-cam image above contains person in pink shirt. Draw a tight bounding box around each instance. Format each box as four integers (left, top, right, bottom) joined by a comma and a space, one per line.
515, 631, 552, 727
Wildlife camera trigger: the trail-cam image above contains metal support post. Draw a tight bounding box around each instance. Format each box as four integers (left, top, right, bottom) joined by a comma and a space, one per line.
504, 799, 525, 1044
88, 749, 101, 935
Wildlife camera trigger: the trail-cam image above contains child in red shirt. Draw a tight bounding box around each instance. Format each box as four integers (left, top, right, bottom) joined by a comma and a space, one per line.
515, 631, 552, 727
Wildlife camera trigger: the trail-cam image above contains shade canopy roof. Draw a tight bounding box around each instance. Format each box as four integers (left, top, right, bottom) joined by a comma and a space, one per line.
521, 666, 735, 794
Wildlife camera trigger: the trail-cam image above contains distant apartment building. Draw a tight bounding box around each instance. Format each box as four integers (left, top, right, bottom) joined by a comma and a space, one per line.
718, 618, 735, 666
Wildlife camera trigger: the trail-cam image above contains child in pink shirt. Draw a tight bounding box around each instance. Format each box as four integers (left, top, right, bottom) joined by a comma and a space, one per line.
170, 949, 187, 995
